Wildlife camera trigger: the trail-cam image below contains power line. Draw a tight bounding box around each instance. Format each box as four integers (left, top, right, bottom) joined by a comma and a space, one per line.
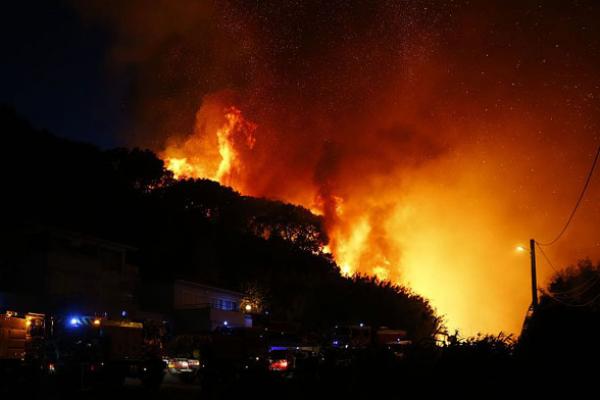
552, 274, 600, 298
535, 242, 560, 273
538, 145, 600, 247
535, 241, 600, 296
543, 289, 600, 308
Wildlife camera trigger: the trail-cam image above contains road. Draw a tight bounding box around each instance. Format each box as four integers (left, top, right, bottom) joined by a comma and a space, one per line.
120, 374, 202, 399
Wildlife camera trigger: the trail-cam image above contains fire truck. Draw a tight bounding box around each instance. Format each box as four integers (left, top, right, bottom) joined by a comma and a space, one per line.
0, 311, 44, 387
0, 310, 165, 392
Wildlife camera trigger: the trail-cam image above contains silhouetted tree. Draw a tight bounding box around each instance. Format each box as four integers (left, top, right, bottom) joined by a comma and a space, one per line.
107, 147, 173, 192
517, 259, 600, 383
0, 105, 440, 341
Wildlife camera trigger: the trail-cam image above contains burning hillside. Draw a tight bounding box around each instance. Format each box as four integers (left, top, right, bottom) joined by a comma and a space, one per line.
80, 1, 600, 335
163, 105, 256, 184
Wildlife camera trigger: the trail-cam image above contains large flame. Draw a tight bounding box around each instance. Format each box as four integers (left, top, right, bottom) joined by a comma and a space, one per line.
159, 99, 600, 337
162, 106, 256, 186
86, 1, 600, 336
161, 104, 402, 284
158, 102, 507, 336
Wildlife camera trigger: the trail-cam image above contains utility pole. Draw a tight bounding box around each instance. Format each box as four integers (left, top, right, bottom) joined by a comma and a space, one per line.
530, 238, 538, 310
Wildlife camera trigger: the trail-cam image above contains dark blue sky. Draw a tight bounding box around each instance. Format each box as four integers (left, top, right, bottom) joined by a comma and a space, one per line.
1, 0, 125, 147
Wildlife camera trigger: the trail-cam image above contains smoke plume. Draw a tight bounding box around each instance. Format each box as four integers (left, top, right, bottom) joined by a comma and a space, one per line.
79, 0, 600, 335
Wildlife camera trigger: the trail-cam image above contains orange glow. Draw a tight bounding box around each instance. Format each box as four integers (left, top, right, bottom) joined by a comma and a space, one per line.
160, 98, 600, 337
515, 245, 528, 254
164, 157, 203, 180
79, 0, 600, 338
162, 104, 256, 187
139, 0, 600, 337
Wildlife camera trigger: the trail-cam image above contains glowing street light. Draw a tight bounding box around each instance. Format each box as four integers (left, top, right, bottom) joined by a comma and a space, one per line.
515, 244, 527, 253
244, 304, 252, 312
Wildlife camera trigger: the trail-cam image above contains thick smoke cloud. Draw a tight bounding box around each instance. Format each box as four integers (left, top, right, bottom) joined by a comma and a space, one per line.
79, 0, 600, 334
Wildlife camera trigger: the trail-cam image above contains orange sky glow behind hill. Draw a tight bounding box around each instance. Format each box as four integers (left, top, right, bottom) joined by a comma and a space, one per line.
79, 0, 600, 335
160, 92, 600, 336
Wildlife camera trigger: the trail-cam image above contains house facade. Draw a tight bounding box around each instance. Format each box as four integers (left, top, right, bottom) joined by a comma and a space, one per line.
0, 226, 139, 316
172, 280, 252, 331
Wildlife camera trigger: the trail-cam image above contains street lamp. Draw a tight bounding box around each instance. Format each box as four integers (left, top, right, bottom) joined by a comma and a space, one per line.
516, 240, 538, 310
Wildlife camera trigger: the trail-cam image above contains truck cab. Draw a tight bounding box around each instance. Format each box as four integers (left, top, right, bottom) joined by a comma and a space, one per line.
41, 314, 165, 390
0, 311, 45, 390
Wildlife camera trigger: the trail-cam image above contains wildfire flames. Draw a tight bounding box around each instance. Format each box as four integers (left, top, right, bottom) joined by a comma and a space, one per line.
161, 103, 400, 281
85, 1, 600, 335
159, 97, 600, 337
163, 106, 256, 185
162, 103, 395, 280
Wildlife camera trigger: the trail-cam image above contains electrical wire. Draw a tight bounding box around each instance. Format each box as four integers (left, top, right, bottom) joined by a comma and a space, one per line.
537, 145, 600, 247
535, 239, 600, 305
536, 240, 600, 296
543, 290, 600, 308
551, 275, 600, 298
535, 242, 560, 273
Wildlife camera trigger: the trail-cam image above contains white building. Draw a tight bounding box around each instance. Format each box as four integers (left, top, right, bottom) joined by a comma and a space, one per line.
171, 280, 252, 331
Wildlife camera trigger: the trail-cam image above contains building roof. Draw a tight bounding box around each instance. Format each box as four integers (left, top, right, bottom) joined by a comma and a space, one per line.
174, 279, 245, 298
29, 224, 138, 251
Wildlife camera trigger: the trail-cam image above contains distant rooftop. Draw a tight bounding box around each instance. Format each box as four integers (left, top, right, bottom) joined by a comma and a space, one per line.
174, 279, 244, 298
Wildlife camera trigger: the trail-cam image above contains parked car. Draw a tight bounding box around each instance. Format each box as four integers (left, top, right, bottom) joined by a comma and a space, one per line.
165, 356, 201, 383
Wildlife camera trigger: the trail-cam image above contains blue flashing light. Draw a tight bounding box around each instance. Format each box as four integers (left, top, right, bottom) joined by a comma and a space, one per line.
332, 340, 339, 346
121, 310, 127, 317
223, 321, 228, 326
69, 317, 81, 327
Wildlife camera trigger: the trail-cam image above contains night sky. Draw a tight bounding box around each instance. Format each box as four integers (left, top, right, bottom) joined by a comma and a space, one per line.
3, 0, 600, 334
3, 1, 600, 147
1, 0, 125, 147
